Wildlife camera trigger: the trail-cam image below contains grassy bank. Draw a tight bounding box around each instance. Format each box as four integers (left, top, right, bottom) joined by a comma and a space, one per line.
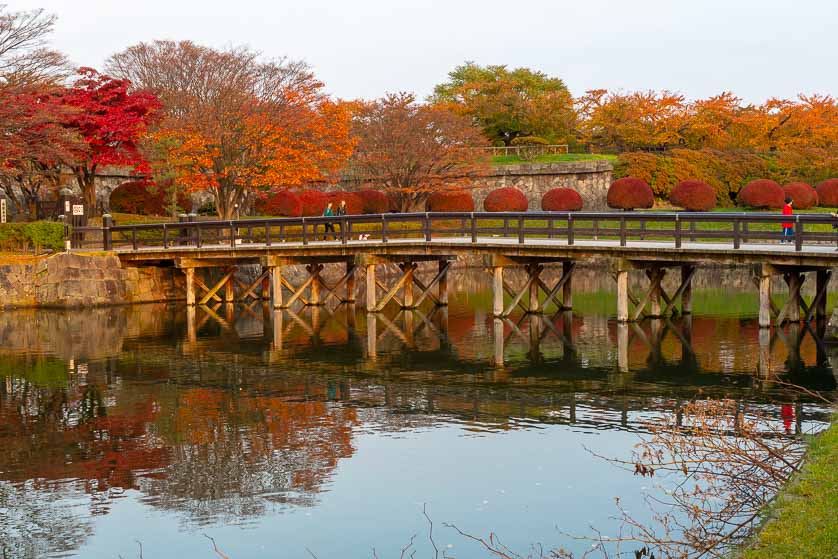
739, 418, 838, 558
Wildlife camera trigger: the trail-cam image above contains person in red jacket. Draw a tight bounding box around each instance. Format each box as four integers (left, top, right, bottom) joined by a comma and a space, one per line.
781, 197, 793, 243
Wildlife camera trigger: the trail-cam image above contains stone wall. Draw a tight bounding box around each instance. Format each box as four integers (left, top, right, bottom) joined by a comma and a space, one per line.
471, 160, 613, 211
0, 253, 183, 309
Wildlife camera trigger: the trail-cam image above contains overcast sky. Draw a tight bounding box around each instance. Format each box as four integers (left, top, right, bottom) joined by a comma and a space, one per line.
13, 0, 838, 103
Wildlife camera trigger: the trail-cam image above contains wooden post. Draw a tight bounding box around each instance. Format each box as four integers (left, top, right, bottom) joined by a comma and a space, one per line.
616, 270, 629, 323
403, 263, 415, 309
309, 265, 322, 306
271, 266, 284, 309
788, 272, 801, 323
528, 313, 541, 361
272, 310, 283, 350
493, 318, 504, 367
649, 268, 662, 318
816, 269, 828, 321
224, 267, 235, 303
185, 268, 196, 306
345, 263, 356, 303
492, 267, 504, 317
681, 265, 693, 315
528, 265, 541, 314
758, 266, 771, 328
365, 264, 376, 311
617, 322, 629, 372
186, 305, 197, 344
757, 327, 771, 378
367, 313, 377, 360
562, 261, 573, 309
438, 260, 449, 306
261, 267, 271, 300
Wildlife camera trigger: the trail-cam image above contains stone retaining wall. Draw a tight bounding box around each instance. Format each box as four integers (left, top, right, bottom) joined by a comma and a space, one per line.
0, 253, 183, 309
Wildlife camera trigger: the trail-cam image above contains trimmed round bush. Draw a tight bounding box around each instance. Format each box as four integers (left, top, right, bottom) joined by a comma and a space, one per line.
670, 180, 716, 211
255, 189, 302, 217
607, 177, 653, 210
738, 179, 785, 209
298, 190, 328, 216
325, 191, 364, 215
484, 187, 529, 212
541, 188, 583, 211
510, 136, 549, 146
109, 180, 192, 216
427, 191, 475, 212
783, 182, 818, 209
815, 178, 838, 207
356, 189, 390, 214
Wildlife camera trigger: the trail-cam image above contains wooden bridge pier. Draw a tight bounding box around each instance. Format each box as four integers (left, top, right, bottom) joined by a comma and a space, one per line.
487, 255, 576, 317
614, 260, 696, 323
359, 255, 453, 313
755, 264, 831, 328
179, 259, 273, 307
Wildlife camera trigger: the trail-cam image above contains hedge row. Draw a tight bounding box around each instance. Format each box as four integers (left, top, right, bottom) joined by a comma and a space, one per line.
0, 221, 64, 252
109, 180, 193, 216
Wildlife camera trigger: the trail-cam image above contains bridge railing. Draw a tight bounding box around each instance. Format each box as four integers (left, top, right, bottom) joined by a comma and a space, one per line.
68, 211, 838, 252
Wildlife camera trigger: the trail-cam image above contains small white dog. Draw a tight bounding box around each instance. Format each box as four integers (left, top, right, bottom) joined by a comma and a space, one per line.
358, 233, 370, 240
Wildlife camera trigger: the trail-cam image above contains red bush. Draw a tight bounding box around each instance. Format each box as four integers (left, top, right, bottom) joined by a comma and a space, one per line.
783, 182, 818, 209
325, 191, 364, 215
109, 180, 192, 216
541, 188, 583, 211
669, 180, 716, 211
427, 190, 475, 212
738, 179, 785, 209
298, 190, 328, 216
815, 178, 838, 207
356, 189, 390, 214
483, 187, 529, 212
607, 177, 654, 210
255, 190, 302, 217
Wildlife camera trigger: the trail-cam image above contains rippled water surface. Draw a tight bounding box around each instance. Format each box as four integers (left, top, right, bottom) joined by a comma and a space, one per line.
0, 275, 835, 558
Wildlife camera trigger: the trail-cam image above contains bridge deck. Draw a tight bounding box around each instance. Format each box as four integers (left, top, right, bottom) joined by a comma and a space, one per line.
112, 236, 838, 268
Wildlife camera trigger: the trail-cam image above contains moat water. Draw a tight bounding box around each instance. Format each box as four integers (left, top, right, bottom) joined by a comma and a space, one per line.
0, 274, 835, 558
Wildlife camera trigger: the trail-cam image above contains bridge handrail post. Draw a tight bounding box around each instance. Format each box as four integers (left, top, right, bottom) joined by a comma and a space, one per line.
131, 226, 137, 251
302, 218, 308, 245
733, 218, 741, 249
471, 213, 477, 243
517, 214, 525, 244
102, 214, 113, 251
265, 220, 271, 246
382, 215, 388, 243
795, 215, 802, 252
195, 222, 202, 248
342, 217, 348, 245
162, 223, 169, 249
567, 213, 574, 245
424, 213, 431, 242
619, 215, 627, 247
674, 214, 681, 248
229, 220, 236, 247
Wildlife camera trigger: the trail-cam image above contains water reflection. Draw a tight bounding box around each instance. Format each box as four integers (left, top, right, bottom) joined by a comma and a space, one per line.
0, 297, 835, 558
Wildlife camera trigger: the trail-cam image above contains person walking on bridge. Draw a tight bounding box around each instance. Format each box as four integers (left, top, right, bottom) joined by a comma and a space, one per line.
781, 197, 794, 243
323, 202, 335, 240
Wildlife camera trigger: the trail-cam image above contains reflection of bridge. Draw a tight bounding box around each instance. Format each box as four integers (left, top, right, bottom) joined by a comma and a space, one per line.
181, 301, 835, 390
73, 211, 838, 333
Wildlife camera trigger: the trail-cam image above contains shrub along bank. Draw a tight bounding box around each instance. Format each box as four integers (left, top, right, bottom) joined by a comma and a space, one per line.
0, 221, 64, 252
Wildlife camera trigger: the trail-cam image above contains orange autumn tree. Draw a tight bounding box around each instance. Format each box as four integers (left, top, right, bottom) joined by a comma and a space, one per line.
107, 41, 354, 219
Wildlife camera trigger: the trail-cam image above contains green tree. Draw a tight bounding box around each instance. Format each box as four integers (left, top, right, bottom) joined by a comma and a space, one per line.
430, 62, 575, 146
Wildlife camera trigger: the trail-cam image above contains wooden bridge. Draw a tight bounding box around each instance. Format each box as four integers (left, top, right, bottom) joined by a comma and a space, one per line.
73, 211, 838, 328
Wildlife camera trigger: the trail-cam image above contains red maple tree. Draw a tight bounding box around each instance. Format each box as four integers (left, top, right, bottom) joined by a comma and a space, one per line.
59, 68, 160, 214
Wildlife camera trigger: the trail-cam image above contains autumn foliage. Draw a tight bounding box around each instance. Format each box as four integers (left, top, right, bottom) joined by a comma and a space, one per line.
782, 182, 818, 209
427, 190, 475, 212
541, 188, 583, 211
484, 187, 528, 212
607, 177, 654, 210
670, 180, 716, 211
738, 179, 785, 209
356, 189, 390, 214
298, 189, 328, 216
255, 189, 302, 217
109, 180, 192, 215
815, 179, 838, 207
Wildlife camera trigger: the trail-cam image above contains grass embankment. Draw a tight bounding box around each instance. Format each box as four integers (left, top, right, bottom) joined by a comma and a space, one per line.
491, 153, 616, 165
739, 419, 838, 559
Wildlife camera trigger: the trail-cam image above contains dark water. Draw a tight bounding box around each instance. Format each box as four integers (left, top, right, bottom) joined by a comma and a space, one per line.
0, 278, 835, 559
